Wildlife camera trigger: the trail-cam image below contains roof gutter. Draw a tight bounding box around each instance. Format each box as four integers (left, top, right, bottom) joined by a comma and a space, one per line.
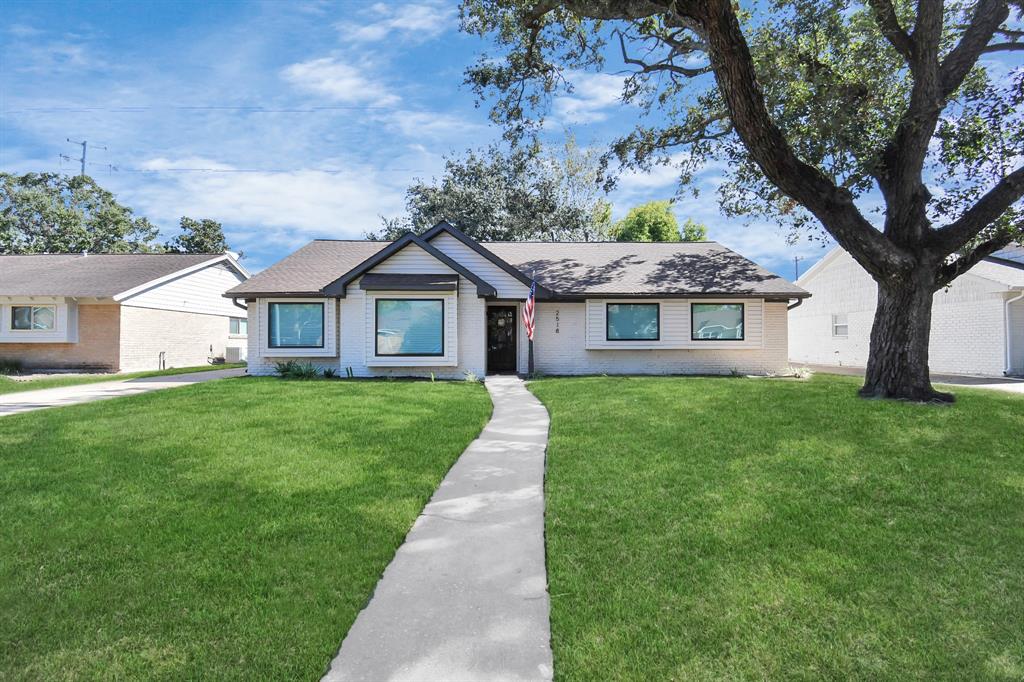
787, 298, 804, 311
231, 297, 248, 311
1005, 288, 1024, 376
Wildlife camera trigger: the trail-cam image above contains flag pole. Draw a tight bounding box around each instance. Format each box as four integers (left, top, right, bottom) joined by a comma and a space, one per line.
528, 271, 535, 377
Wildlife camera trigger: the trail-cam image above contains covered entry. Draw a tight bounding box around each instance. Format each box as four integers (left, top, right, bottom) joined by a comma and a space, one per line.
486, 306, 517, 374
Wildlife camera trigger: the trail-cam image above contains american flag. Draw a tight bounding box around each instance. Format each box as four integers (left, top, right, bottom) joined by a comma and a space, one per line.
522, 280, 536, 341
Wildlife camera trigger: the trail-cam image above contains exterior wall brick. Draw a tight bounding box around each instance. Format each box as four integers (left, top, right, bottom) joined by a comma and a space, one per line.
790, 249, 1012, 376
531, 301, 790, 375
118, 305, 237, 372
0, 304, 120, 370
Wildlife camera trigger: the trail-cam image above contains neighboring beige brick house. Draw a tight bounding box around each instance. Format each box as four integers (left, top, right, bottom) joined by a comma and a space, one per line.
227, 222, 808, 378
0, 253, 250, 372
789, 245, 1024, 377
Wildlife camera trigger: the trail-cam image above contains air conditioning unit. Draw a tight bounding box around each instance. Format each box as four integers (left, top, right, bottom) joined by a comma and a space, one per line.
225, 347, 242, 363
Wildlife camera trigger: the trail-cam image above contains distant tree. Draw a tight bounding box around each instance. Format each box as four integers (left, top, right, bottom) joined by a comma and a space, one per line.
165, 217, 231, 254
0, 172, 159, 254
613, 201, 680, 241
372, 138, 612, 241
681, 218, 708, 242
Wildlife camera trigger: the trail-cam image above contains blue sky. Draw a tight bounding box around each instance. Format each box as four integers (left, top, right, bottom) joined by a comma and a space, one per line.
3, 0, 838, 276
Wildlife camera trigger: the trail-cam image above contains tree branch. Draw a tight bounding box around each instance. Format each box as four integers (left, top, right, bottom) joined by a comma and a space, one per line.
929, 165, 1024, 253
936, 234, 1017, 287
980, 41, 1024, 52
617, 30, 710, 78
691, 0, 912, 277
867, 0, 914, 59
940, 0, 1011, 98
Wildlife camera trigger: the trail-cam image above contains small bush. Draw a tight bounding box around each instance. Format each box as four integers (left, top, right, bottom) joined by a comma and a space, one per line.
323, 367, 337, 379
0, 359, 24, 376
274, 360, 320, 379
463, 371, 480, 383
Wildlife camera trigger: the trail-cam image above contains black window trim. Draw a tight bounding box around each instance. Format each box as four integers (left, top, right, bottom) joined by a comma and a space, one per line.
268, 301, 325, 349
375, 297, 446, 357
690, 302, 746, 342
605, 302, 660, 342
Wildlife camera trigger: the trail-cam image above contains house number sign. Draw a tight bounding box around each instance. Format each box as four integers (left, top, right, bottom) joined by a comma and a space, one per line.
555, 309, 560, 334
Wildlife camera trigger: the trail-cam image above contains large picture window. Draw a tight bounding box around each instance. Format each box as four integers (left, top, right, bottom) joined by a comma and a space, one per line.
691, 303, 744, 340
376, 299, 444, 356
12, 305, 56, 331
268, 302, 323, 348
606, 303, 659, 341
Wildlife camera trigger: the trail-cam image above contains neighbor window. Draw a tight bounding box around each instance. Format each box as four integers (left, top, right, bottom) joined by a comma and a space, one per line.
832, 313, 849, 338
11, 305, 55, 331
268, 302, 323, 348
606, 303, 659, 341
691, 303, 744, 340
376, 299, 444, 356
229, 316, 248, 336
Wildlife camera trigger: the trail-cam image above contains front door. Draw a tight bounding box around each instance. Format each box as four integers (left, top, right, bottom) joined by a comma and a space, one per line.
487, 306, 517, 374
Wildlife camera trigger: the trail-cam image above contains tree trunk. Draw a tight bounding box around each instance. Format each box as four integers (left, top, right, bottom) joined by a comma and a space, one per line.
860, 274, 953, 402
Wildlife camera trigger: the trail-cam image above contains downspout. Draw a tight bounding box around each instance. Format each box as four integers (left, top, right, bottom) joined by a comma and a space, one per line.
787, 298, 804, 311
232, 297, 248, 311
1005, 288, 1024, 376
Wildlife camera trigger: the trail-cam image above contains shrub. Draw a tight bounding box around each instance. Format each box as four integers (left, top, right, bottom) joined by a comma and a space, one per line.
322, 367, 337, 379
274, 360, 320, 379
0, 359, 24, 376
463, 371, 480, 383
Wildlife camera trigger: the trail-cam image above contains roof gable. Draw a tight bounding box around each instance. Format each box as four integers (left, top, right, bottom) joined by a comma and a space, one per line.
321, 232, 497, 297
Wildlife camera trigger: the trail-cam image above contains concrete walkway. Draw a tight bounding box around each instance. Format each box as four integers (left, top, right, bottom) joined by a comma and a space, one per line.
323, 375, 554, 682
804, 364, 1024, 395
0, 367, 246, 417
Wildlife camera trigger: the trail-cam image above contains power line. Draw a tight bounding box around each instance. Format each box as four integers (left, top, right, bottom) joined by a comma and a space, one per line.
5, 104, 394, 115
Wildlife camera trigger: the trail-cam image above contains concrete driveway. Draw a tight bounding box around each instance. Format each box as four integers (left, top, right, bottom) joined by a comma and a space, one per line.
0, 367, 246, 417
802, 364, 1024, 395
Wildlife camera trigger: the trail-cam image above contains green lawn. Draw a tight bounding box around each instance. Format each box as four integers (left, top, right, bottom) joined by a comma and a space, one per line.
0, 377, 491, 680
0, 363, 247, 395
530, 374, 1024, 681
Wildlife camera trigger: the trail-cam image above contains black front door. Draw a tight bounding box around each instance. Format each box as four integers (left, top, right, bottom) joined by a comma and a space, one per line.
487, 306, 517, 374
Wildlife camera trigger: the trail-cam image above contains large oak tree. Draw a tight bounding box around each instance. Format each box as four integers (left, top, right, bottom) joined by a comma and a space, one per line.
462, 0, 1024, 401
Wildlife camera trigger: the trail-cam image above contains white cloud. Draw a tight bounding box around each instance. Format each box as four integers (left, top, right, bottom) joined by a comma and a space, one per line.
553, 72, 627, 123
336, 2, 455, 43
281, 57, 400, 105
385, 109, 483, 138
125, 157, 408, 268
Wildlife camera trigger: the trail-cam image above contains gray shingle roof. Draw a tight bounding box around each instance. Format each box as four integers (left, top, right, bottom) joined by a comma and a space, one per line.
226, 240, 388, 296
0, 253, 226, 297
485, 241, 806, 297
991, 243, 1024, 266
227, 239, 807, 299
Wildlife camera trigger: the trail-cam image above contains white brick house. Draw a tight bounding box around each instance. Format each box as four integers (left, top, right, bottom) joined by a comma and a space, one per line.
789, 245, 1024, 377
227, 222, 807, 378
0, 253, 250, 372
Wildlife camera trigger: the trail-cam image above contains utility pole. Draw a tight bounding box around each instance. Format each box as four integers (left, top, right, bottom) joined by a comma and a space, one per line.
794, 255, 804, 281
65, 138, 106, 177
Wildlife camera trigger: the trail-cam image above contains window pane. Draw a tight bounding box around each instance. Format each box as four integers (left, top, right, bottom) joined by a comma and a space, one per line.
239, 318, 248, 335
32, 306, 55, 330
12, 306, 31, 330
607, 304, 659, 340
230, 318, 239, 334
269, 303, 323, 347
376, 299, 444, 355
692, 303, 744, 340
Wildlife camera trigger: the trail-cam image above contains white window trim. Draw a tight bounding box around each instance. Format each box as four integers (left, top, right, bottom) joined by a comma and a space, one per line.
229, 316, 248, 338
258, 298, 337, 358
832, 313, 849, 338
0, 298, 77, 344
9, 304, 57, 332
364, 291, 458, 367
